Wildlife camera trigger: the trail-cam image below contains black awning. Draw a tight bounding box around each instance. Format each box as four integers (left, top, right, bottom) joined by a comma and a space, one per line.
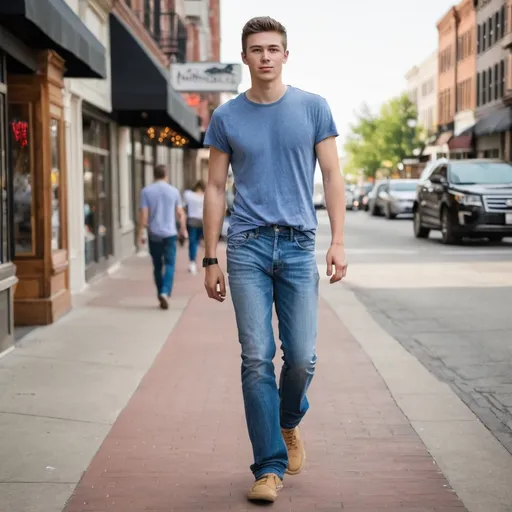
109, 13, 201, 147
474, 108, 512, 137
0, 0, 106, 78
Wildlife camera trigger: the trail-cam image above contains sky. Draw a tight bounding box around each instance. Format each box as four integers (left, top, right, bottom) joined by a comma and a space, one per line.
219, 0, 454, 157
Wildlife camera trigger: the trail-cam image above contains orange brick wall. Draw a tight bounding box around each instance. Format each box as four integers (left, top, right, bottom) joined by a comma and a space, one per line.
209, 0, 221, 62
437, 7, 458, 126
456, 0, 476, 112
186, 23, 200, 62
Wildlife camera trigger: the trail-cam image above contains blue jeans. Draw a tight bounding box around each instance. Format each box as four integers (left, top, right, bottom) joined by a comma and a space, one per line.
148, 235, 177, 296
187, 224, 203, 262
227, 225, 319, 480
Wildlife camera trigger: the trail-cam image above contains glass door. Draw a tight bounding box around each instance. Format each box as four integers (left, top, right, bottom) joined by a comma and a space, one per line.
82, 113, 112, 281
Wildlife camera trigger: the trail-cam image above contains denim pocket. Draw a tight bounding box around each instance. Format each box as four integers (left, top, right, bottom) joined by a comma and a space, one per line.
293, 234, 316, 251
227, 231, 253, 250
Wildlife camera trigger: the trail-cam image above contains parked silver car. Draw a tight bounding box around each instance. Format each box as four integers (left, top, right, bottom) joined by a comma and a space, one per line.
369, 179, 419, 219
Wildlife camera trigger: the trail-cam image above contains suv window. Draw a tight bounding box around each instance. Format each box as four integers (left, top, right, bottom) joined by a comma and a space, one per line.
419, 161, 437, 182
369, 182, 383, 196
430, 165, 447, 181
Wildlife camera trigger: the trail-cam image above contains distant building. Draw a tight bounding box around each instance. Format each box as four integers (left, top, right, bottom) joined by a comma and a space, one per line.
405, 51, 438, 139
474, 0, 509, 159
432, 0, 476, 159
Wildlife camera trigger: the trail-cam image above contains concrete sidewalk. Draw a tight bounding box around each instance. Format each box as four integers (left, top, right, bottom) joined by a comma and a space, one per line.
0, 247, 509, 511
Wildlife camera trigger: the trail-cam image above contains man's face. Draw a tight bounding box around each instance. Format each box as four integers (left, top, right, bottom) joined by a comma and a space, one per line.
242, 32, 288, 81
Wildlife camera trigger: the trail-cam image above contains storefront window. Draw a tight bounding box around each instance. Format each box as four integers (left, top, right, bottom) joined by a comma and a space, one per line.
97, 154, 109, 260
83, 114, 112, 276
0, 93, 8, 263
9, 103, 33, 255
132, 130, 146, 228
83, 152, 95, 267
50, 119, 62, 250
126, 131, 133, 223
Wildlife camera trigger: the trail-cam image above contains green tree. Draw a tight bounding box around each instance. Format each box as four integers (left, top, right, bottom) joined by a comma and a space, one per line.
343, 93, 422, 179
343, 104, 383, 179
376, 92, 423, 168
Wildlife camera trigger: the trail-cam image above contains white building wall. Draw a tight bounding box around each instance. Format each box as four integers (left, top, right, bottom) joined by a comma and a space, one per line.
63, 0, 118, 294
67, 1, 112, 114
170, 149, 184, 191
405, 51, 438, 136
184, 0, 211, 60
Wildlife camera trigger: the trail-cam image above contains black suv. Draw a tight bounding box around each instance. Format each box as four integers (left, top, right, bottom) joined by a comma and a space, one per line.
413, 158, 512, 244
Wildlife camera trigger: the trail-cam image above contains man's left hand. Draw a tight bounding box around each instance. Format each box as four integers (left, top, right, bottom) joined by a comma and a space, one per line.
180, 228, 189, 240
326, 243, 348, 284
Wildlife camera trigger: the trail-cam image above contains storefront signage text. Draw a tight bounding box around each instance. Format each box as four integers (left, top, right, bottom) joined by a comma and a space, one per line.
170, 62, 242, 93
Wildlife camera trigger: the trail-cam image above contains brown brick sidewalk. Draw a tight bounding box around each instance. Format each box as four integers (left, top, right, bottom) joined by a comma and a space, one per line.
63, 247, 467, 511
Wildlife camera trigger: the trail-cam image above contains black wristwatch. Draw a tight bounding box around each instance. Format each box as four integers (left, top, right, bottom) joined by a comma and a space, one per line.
202, 257, 219, 268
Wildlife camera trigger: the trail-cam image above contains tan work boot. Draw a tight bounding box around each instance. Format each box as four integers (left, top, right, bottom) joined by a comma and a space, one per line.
247, 473, 283, 502
282, 426, 306, 475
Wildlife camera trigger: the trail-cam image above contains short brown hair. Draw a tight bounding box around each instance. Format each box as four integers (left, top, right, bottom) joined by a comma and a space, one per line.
241, 17, 287, 53
153, 165, 167, 180
192, 179, 206, 192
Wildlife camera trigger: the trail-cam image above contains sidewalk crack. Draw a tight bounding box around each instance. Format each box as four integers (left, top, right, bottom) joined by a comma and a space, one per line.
10, 353, 141, 370
0, 481, 77, 485
0, 410, 112, 426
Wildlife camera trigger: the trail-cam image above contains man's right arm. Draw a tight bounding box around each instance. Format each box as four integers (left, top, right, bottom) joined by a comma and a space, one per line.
203, 147, 230, 302
203, 147, 230, 258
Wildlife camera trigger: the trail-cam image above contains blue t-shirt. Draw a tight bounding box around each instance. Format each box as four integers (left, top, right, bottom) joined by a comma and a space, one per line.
204, 86, 338, 239
140, 181, 182, 238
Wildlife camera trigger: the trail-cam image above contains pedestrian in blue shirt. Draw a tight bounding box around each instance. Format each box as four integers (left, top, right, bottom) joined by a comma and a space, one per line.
202, 16, 348, 502
138, 165, 187, 309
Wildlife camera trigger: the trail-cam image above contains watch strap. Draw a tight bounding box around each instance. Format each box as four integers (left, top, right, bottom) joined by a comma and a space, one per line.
202, 257, 219, 268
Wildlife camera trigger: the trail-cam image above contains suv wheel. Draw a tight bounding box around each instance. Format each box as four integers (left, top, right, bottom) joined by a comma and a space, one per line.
413, 209, 429, 238
441, 208, 460, 245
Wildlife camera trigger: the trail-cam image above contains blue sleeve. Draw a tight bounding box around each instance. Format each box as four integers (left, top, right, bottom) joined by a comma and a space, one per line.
204, 109, 232, 155
315, 97, 339, 145
140, 188, 148, 209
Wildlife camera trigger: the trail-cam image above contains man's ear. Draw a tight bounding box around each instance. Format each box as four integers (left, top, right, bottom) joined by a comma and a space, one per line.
241, 51, 248, 65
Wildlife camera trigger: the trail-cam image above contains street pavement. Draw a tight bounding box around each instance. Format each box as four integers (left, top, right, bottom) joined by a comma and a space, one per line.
318, 209, 512, 455
1, 215, 512, 511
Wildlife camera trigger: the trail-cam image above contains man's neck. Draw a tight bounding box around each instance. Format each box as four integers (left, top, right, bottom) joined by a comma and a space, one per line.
246, 79, 287, 104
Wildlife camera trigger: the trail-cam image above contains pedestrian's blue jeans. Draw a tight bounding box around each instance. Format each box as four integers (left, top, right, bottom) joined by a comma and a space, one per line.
188, 225, 203, 262
226, 225, 319, 480
148, 235, 177, 296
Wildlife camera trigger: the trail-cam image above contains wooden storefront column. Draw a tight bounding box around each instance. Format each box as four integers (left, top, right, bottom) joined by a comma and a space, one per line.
9, 50, 71, 325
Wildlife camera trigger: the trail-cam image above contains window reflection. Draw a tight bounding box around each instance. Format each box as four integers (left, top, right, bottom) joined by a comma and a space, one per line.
83, 114, 111, 273
83, 152, 96, 267
10, 103, 33, 255
98, 155, 108, 260
50, 119, 61, 251
0, 95, 8, 263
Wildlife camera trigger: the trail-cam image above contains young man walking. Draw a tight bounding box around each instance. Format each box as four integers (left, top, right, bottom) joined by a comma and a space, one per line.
202, 17, 347, 502
138, 165, 187, 310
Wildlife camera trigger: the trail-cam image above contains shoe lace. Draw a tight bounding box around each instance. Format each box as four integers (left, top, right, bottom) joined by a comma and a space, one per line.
282, 428, 298, 448
257, 475, 270, 486
256, 474, 277, 487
